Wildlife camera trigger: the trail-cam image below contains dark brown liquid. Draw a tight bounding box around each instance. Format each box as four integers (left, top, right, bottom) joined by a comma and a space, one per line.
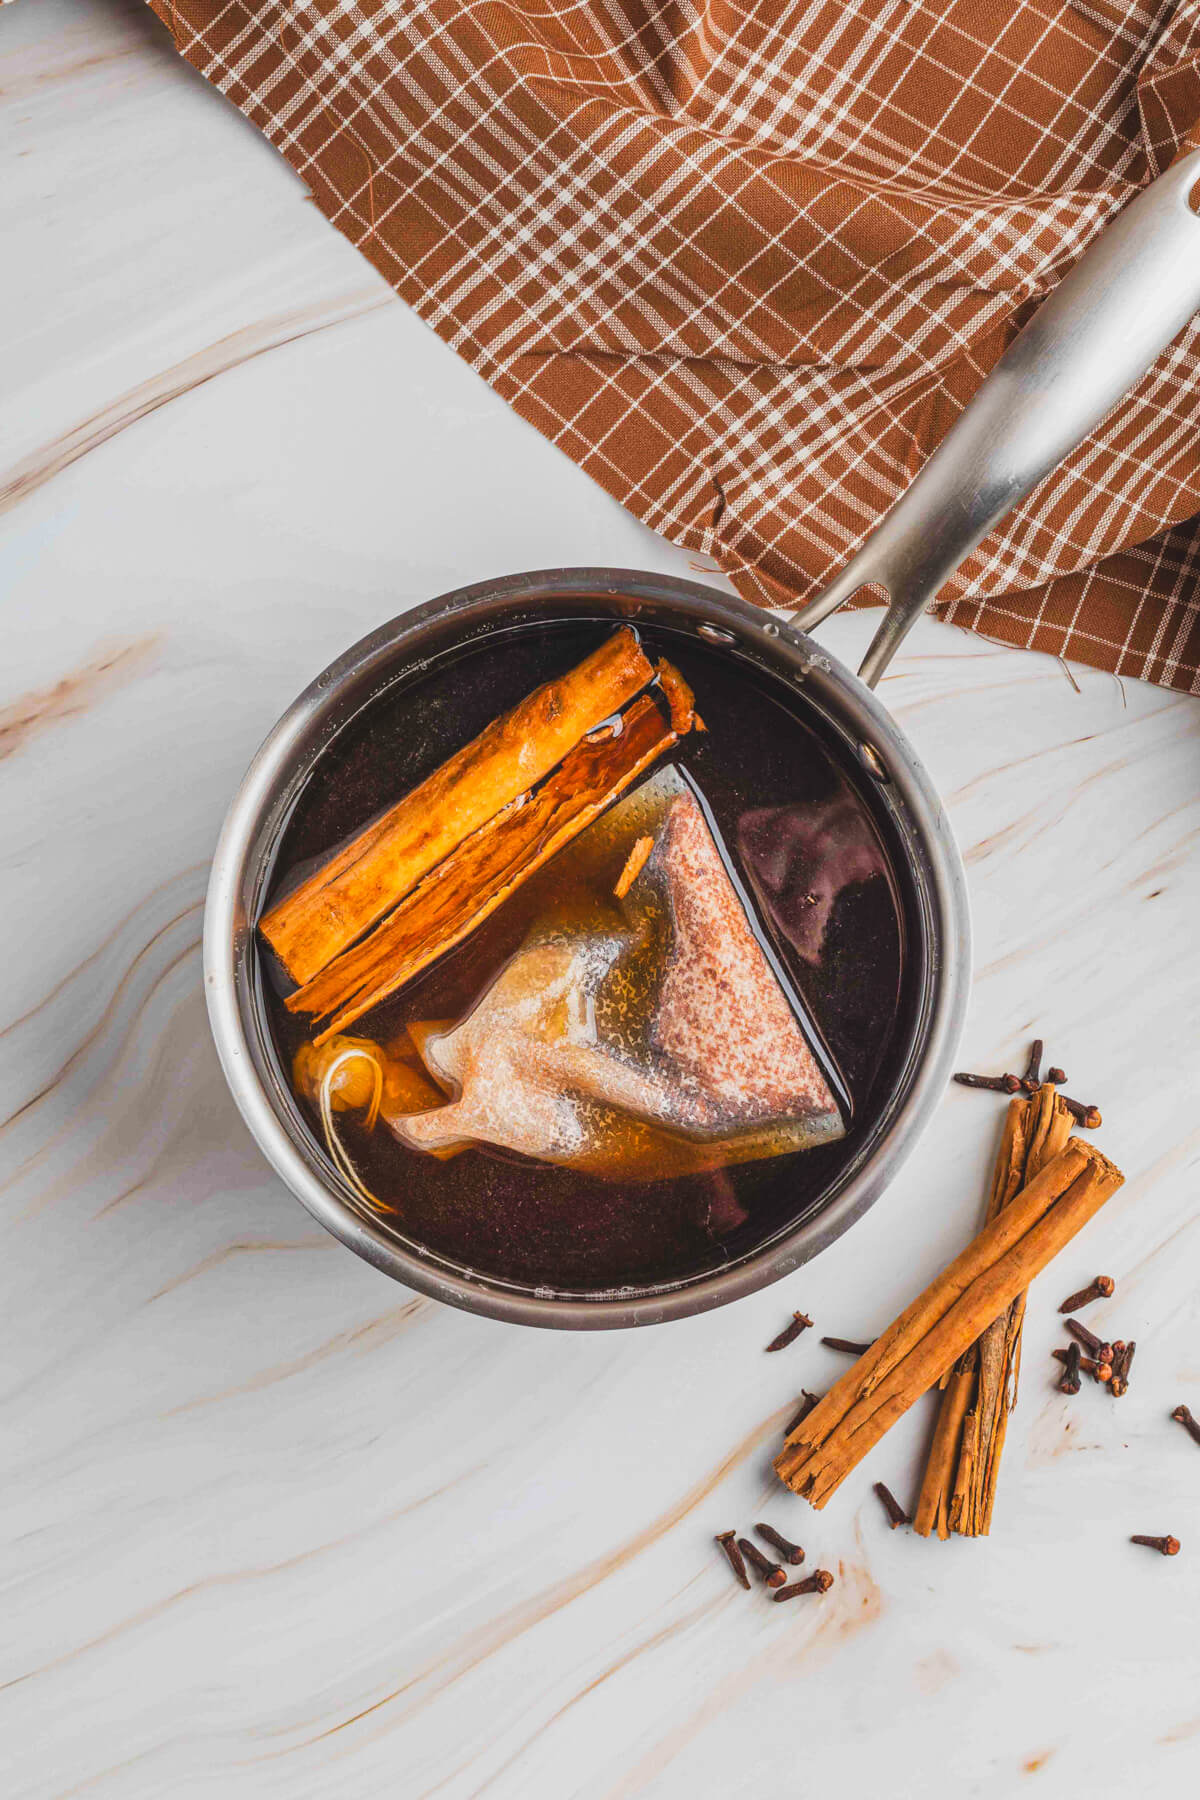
260, 620, 919, 1295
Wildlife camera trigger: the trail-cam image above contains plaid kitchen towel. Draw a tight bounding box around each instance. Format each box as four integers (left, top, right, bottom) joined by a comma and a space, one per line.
149, 0, 1200, 692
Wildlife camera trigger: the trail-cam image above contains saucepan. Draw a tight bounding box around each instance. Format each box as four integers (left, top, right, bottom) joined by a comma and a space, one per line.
205, 151, 1200, 1328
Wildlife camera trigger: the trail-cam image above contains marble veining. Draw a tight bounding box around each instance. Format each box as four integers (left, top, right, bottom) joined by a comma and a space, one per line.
2, 3, 1199, 1797
0, 637, 161, 763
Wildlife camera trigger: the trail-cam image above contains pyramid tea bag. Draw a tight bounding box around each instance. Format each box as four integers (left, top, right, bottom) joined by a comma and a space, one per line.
394, 768, 844, 1179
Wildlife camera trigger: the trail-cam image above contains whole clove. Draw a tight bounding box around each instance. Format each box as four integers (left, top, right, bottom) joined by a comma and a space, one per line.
755, 1523, 804, 1565
1171, 1404, 1200, 1449
954, 1071, 1022, 1094
822, 1337, 873, 1356
1046, 1066, 1067, 1084
1110, 1339, 1135, 1397
1060, 1094, 1102, 1128
1052, 1346, 1110, 1382
1130, 1534, 1180, 1556
874, 1482, 909, 1528
766, 1311, 813, 1353
1022, 1039, 1043, 1088
715, 1530, 750, 1590
1065, 1318, 1113, 1362
1058, 1275, 1114, 1313
783, 1391, 821, 1437
738, 1537, 787, 1588
773, 1569, 834, 1600
1059, 1340, 1082, 1394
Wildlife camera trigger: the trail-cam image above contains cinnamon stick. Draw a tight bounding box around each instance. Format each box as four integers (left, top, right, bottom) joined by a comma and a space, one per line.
914, 1087, 1072, 1538
962, 1085, 1072, 1535
261, 628, 656, 984
912, 1361, 975, 1539
775, 1139, 1124, 1508
654, 657, 698, 734
913, 1098, 1030, 1538
289, 692, 682, 1041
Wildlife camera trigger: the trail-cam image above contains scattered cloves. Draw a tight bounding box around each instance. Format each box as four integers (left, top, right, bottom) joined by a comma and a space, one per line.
952, 1053, 1099, 1126
783, 1391, 820, 1437
1065, 1318, 1113, 1363
1058, 1275, 1114, 1313
1059, 1340, 1082, 1394
738, 1537, 787, 1588
874, 1482, 909, 1528
1130, 1534, 1180, 1556
715, 1530, 750, 1590
766, 1311, 813, 1353
755, 1523, 804, 1565
953, 1071, 1022, 1094
1171, 1404, 1200, 1449
822, 1337, 873, 1356
773, 1569, 834, 1600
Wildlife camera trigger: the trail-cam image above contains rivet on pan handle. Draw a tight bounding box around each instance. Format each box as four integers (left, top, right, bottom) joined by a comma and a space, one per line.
790, 150, 1200, 689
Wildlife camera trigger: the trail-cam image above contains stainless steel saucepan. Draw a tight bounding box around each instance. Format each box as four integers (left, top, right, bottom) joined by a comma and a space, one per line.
205, 151, 1200, 1328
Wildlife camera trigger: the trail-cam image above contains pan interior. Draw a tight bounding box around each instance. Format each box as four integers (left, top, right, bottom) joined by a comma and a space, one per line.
249, 604, 937, 1305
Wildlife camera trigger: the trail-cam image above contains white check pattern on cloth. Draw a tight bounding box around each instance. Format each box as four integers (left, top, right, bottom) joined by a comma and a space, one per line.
152, 0, 1200, 691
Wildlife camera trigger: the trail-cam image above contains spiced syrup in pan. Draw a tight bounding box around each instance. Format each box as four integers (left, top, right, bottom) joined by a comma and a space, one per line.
260, 620, 919, 1294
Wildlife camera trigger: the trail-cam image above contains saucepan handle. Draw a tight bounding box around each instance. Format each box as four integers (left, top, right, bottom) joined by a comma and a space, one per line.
791, 150, 1200, 688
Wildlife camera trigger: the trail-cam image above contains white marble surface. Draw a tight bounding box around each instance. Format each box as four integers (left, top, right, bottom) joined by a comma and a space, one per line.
4, 4, 1200, 1796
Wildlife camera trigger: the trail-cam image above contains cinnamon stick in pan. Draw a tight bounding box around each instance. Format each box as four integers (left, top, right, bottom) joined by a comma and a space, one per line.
288, 691, 686, 1041
775, 1139, 1123, 1508
261, 627, 657, 985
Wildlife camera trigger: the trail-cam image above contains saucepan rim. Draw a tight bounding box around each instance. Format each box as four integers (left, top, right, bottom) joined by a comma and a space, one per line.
203, 568, 970, 1329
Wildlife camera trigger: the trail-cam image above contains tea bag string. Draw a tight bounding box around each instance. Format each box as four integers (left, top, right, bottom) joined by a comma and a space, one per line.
318, 1047, 385, 1211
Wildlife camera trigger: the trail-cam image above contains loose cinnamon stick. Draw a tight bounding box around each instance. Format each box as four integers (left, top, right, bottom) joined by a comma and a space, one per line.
289, 692, 681, 1041
775, 1139, 1123, 1508
913, 1360, 975, 1539
914, 1087, 1073, 1538
962, 1085, 1072, 1535
913, 1099, 1030, 1538
261, 628, 656, 984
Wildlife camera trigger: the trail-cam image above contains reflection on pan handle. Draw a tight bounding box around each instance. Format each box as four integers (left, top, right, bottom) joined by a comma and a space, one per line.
791, 150, 1200, 689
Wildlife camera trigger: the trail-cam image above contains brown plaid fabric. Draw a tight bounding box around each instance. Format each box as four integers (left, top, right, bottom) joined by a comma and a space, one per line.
148, 0, 1200, 691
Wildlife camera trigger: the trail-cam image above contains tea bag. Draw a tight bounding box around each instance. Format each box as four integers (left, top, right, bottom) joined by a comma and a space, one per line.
394, 769, 844, 1179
